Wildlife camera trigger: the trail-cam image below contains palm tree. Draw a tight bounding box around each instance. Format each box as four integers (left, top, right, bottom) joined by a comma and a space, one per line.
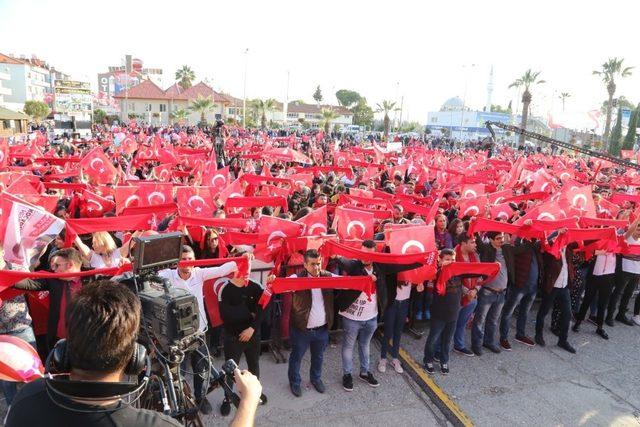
509, 69, 545, 145
170, 108, 189, 125
320, 108, 339, 134
175, 65, 196, 89
593, 58, 634, 143
375, 100, 398, 141
189, 95, 215, 125
251, 98, 277, 129
558, 92, 571, 112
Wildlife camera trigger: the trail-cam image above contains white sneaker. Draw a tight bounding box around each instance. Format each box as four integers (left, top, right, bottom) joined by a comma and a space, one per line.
391, 358, 404, 374
377, 359, 387, 373
633, 315, 640, 326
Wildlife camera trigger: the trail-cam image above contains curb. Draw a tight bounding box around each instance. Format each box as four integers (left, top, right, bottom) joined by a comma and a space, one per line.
397, 346, 474, 427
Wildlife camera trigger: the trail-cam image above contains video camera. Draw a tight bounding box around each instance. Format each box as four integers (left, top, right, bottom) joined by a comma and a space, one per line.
128, 233, 201, 357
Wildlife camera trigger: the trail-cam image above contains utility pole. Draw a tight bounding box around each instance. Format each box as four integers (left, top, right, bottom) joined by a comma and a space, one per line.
242, 48, 248, 128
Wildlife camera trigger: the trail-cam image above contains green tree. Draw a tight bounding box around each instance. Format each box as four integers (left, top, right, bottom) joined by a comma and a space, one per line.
23, 100, 50, 122
251, 98, 277, 129
320, 108, 338, 134
175, 65, 196, 89
609, 106, 623, 155
593, 57, 634, 143
623, 104, 640, 149
375, 100, 398, 141
558, 92, 571, 112
490, 104, 511, 114
601, 96, 634, 115
170, 108, 189, 124
335, 89, 361, 108
351, 98, 374, 128
400, 121, 423, 132
93, 108, 107, 124
313, 86, 323, 104
189, 95, 215, 125
509, 69, 546, 145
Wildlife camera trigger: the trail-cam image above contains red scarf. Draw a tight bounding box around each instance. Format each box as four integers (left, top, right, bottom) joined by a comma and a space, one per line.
320, 239, 428, 264
258, 276, 374, 308
65, 214, 156, 246
435, 262, 500, 296
178, 215, 248, 230
225, 196, 288, 212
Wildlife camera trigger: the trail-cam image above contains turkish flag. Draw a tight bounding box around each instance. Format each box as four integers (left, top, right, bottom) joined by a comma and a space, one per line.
79, 189, 116, 218
202, 166, 230, 193
254, 215, 304, 263
217, 178, 245, 206
176, 186, 215, 217
79, 147, 118, 185
486, 189, 512, 205
490, 202, 514, 221
296, 205, 328, 236
333, 206, 374, 240
114, 186, 141, 214
387, 225, 437, 283
457, 195, 488, 218
558, 185, 596, 218
349, 187, 374, 199
119, 135, 138, 155
289, 173, 313, 190
460, 183, 485, 199
154, 163, 173, 182
529, 170, 556, 193
136, 182, 174, 207
598, 198, 620, 219
259, 184, 290, 199
516, 200, 568, 223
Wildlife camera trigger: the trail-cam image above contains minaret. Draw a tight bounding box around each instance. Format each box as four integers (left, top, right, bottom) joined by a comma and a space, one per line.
486, 65, 494, 113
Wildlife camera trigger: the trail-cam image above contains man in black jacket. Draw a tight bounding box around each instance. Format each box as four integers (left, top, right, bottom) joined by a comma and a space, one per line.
13, 248, 85, 353
217, 276, 266, 416
331, 240, 422, 391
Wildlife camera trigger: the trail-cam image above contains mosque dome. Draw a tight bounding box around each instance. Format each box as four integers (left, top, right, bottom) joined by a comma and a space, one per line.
441, 96, 464, 111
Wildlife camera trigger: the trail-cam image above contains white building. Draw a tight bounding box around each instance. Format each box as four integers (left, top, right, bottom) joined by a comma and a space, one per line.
0, 53, 52, 112
0, 64, 12, 106
271, 101, 353, 128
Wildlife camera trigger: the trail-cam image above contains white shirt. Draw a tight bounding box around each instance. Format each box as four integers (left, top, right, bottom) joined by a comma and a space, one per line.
89, 250, 122, 269
158, 262, 238, 331
395, 283, 412, 301
339, 266, 378, 321
622, 235, 640, 274
289, 272, 337, 328
593, 253, 616, 276
553, 247, 569, 289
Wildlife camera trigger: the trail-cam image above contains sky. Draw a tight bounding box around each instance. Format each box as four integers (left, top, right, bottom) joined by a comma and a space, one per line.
1, 0, 640, 128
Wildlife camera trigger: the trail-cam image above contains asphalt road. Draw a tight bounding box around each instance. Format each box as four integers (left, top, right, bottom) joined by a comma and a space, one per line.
401, 311, 640, 426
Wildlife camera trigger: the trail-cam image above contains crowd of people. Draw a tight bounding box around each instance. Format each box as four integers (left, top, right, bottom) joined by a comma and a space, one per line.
1, 121, 640, 423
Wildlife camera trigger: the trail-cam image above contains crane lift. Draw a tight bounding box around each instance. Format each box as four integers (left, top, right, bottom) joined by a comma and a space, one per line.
484, 121, 640, 172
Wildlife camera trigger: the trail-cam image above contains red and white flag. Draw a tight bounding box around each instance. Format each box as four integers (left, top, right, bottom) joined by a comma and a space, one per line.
79, 147, 118, 185
79, 189, 116, 218
296, 205, 328, 236
1, 197, 65, 270
333, 206, 374, 240
176, 186, 215, 217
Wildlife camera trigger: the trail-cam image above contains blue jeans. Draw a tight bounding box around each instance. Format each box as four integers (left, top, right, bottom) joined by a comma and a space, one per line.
499, 287, 536, 341
341, 316, 377, 375
288, 325, 328, 387
1, 327, 37, 406
472, 288, 506, 349
381, 299, 410, 359
423, 319, 456, 364
434, 299, 477, 354
454, 299, 477, 350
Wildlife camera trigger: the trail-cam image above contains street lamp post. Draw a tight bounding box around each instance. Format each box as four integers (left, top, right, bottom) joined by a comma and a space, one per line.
242, 48, 248, 128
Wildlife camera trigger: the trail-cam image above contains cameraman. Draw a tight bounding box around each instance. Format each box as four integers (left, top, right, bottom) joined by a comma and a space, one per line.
5, 280, 182, 426
157, 245, 250, 414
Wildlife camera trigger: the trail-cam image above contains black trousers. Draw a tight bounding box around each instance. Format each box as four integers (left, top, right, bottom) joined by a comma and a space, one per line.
607, 272, 639, 319
576, 274, 614, 327
223, 329, 261, 393
183, 342, 209, 402
536, 287, 571, 343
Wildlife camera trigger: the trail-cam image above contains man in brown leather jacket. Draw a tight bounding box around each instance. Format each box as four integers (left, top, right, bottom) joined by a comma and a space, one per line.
287, 249, 335, 397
